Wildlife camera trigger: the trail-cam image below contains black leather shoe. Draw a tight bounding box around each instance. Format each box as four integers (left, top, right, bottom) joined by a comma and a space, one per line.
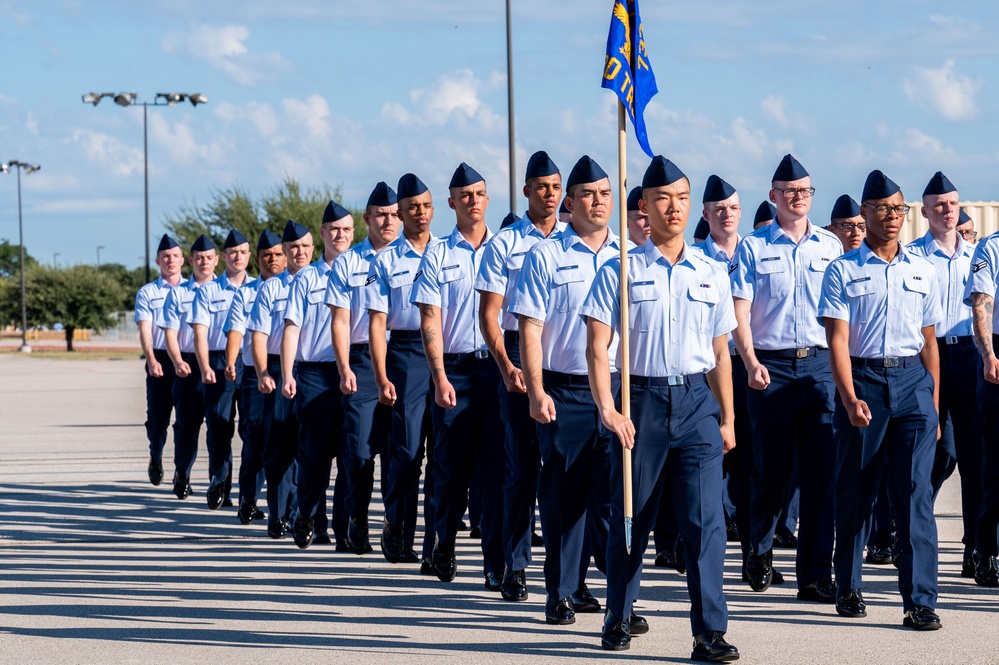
974, 551, 999, 587
313, 531, 332, 545
292, 513, 314, 549
347, 517, 372, 554
252, 508, 266, 521
571, 583, 600, 613
501, 568, 528, 602
601, 612, 630, 651
267, 518, 288, 539
458, 520, 469, 531
398, 548, 419, 563
835, 590, 867, 618
484, 571, 503, 591
221, 497, 234, 508
865, 545, 892, 565
796, 580, 836, 603
172, 473, 191, 500
420, 557, 435, 576
629, 611, 649, 635
692, 631, 739, 662
532, 532, 544, 547
745, 550, 773, 592
961, 553, 976, 578
206, 480, 225, 511
903, 605, 941, 631
469, 525, 482, 539
380, 519, 404, 563
654, 550, 675, 568
237, 501, 257, 525
673, 536, 687, 574
726, 522, 740, 542
147, 457, 164, 486
773, 530, 797, 549
431, 548, 457, 582
772, 568, 785, 585
545, 597, 576, 625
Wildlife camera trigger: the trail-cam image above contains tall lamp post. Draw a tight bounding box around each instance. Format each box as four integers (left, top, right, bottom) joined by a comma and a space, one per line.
82, 91, 208, 282
1, 160, 41, 353
505, 0, 517, 214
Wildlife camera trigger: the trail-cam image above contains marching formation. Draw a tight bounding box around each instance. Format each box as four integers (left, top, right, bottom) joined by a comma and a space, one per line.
134, 151, 999, 663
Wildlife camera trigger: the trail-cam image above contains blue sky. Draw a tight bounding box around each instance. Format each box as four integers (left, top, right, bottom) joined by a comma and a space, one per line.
1, 0, 997, 268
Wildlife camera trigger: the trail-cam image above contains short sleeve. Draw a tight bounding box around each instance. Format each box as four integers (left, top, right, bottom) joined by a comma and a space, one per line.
247, 282, 274, 334
922, 267, 944, 329
161, 288, 181, 331
579, 258, 620, 330
325, 253, 352, 310
507, 245, 550, 321
134, 285, 153, 323
190, 284, 212, 327
284, 270, 309, 328
364, 254, 389, 314
964, 240, 998, 305
817, 260, 849, 322
224, 289, 247, 335
729, 238, 756, 302
711, 272, 737, 339
411, 245, 443, 307
473, 233, 509, 295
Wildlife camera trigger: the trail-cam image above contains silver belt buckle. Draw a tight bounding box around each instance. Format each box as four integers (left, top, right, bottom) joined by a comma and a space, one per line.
945, 336, 958, 345
473, 350, 489, 360
883, 357, 899, 368
795, 348, 810, 359
666, 374, 685, 386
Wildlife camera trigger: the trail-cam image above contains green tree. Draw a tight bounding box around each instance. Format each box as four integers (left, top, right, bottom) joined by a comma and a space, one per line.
97, 263, 148, 311
0, 239, 38, 279
0, 265, 127, 351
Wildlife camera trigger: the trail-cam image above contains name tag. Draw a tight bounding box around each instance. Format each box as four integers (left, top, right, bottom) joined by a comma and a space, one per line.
442, 264, 460, 271
848, 277, 871, 285
556, 265, 579, 272
391, 269, 411, 277
632, 280, 655, 286
761, 256, 781, 262
511, 251, 527, 258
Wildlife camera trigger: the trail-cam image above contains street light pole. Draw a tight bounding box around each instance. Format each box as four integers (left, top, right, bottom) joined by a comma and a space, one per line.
53, 252, 60, 267
2, 160, 40, 353
505, 0, 517, 215
144, 102, 149, 281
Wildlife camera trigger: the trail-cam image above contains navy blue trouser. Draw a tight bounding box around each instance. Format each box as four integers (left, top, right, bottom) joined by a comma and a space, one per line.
930, 339, 982, 556
145, 348, 175, 462
237, 364, 266, 507
431, 354, 505, 575
538, 372, 615, 601
383, 334, 433, 551
606, 377, 728, 636
975, 354, 999, 558
867, 474, 893, 549
294, 361, 343, 536
726, 354, 752, 559
501, 333, 540, 572
172, 352, 204, 479
204, 350, 238, 491
342, 345, 391, 523
262, 354, 298, 523
834, 360, 938, 611
747, 350, 836, 588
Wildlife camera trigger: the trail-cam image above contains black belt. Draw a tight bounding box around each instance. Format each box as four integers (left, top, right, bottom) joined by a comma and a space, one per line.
349, 343, 370, 352
266, 353, 281, 364
630, 373, 707, 387
296, 360, 334, 370
755, 347, 821, 360
390, 329, 422, 341
181, 351, 197, 362
443, 350, 490, 363
938, 335, 973, 346
208, 349, 227, 358
543, 370, 590, 387
851, 356, 921, 369
504, 330, 520, 346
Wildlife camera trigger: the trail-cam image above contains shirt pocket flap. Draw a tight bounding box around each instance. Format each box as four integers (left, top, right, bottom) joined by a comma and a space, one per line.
506, 252, 527, 271
552, 267, 585, 285
207, 298, 230, 313
756, 256, 786, 274
845, 279, 876, 298
687, 284, 719, 305
438, 265, 463, 283
903, 275, 930, 295
629, 281, 660, 302
307, 287, 326, 305
388, 272, 412, 289
809, 258, 832, 273
347, 272, 369, 289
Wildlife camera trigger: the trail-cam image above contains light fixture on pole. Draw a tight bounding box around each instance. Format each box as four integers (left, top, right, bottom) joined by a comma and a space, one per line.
1, 160, 40, 353
82, 91, 209, 282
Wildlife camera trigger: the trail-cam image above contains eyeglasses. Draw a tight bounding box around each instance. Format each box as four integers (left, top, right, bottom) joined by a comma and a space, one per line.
960, 230, 978, 241
863, 203, 910, 217
773, 186, 815, 200
833, 222, 866, 233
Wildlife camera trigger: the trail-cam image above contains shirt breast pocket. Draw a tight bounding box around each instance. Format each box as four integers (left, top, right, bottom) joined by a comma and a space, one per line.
348, 274, 368, 291
551, 269, 586, 313
902, 276, 930, 322
808, 258, 831, 287
686, 284, 719, 334
388, 274, 414, 310
756, 256, 790, 298
629, 282, 662, 332
307, 288, 326, 306
208, 298, 231, 314
844, 279, 877, 324
505, 252, 526, 275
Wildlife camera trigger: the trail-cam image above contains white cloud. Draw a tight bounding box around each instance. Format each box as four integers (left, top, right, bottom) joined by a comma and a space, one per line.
282, 95, 330, 141
147, 115, 233, 168
31, 198, 138, 215
68, 129, 144, 177
161, 24, 291, 86
760, 95, 787, 127
904, 60, 982, 121
381, 69, 504, 132
25, 112, 37, 135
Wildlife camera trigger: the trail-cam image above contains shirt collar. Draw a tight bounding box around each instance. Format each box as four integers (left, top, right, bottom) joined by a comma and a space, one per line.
642, 240, 696, 269
447, 225, 492, 249
520, 212, 565, 239
560, 223, 620, 253
921, 230, 975, 258
859, 239, 910, 265
704, 232, 740, 262
354, 236, 376, 257
768, 218, 816, 244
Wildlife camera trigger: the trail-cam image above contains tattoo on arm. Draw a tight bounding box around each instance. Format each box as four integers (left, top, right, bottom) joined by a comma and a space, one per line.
971, 292, 995, 358
419, 303, 444, 374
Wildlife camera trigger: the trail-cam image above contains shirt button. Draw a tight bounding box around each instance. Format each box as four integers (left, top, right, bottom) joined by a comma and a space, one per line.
672, 317, 677, 321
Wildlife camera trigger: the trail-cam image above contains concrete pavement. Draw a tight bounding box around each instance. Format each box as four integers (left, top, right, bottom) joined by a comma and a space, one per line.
0, 353, 995, 664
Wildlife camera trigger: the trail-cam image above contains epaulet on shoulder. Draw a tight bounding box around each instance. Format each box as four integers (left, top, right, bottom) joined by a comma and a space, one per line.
811, 226, 841, 243
748, 225, 770, 238
838, 247, 861, 262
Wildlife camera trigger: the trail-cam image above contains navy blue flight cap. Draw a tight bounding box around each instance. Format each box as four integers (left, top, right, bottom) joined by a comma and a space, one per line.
702, 175, 737, 204
861, 170, 901, 201
626, 186, 643, 212
830, 194, 861, 220
223, 229, 249, 249
322, 200, 351, 224
922, 171, 957, 197
499, 212, 521, 229
566, 155, 609, 190
959, 209, 972, 225
366, 181, 397, 208
754, 201, 776, 226
693, 217, 710, 240
525, 151, 559, 180
772, 153, 809, 182
642, 155, 687, 189
559, 199, 569, 215
397, 173, 429, 201
190, 234, 215, 253
257, 230, 281, 251
282, 220, 310, 242
449, 162, 485, 189
157, 234, 180, 253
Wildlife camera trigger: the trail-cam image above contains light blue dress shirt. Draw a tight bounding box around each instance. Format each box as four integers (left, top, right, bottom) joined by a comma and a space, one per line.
906, 231, 975, 338
247, 270, 294, 356
963, 231, 999, 330
730, 220, 842, 350
818, 241, 942, 359
223, 279, 261, 367
693, 234, 741, 350
324, 237, 379, 345
364, 235, 441, 331
474, 213, 566, 332
161, 278, 207, 354
134, 277, 175, 350
509, 225, 620, 375
411, 225, 494, 354
191, 272, 255, 351
580, 241, 737, 377
284, 258, 336, 362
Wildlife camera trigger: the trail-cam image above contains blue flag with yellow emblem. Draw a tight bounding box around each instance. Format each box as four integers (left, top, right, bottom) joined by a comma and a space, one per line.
601, 0, 658, 158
